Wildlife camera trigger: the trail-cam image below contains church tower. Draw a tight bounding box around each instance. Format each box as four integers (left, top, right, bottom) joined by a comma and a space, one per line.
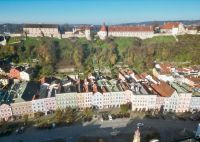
85, 27, 91, 40
97, 23, 107, 40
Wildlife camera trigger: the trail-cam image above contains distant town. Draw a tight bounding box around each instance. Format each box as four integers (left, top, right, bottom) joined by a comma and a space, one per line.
0, 21, 200, 44
0, 21, 200, 142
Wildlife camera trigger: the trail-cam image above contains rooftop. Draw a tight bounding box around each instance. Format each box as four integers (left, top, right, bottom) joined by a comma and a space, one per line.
161, 22, 181, 30
170, 82, 190, 93
151, 81, 175, 97
108, 25, 153, 32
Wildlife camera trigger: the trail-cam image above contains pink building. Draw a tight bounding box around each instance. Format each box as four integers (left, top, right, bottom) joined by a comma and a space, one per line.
155, 96, 165, 110
44, 97, 57, 111
11, 101, 33, 118
176, 93, 192, 112
0, 104, 12, 121
31, 97, 57, 114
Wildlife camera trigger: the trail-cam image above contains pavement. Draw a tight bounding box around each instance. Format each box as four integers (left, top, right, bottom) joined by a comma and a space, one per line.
0, 118, 199, 142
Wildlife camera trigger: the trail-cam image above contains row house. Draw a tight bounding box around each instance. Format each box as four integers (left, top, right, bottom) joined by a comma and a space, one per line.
56, 91, 131, 110
11, 101, 33, 118
152, 81, 192, 113
31, 97, 56, 114
190, 96, 200, 111
77, 92, 92, 109
170, 82, 192, 112
0, 104, 12, 121
151, 81, 178, 112
131, 93, 157, 111
56, 93, 78, 109
92, 92, 104, 109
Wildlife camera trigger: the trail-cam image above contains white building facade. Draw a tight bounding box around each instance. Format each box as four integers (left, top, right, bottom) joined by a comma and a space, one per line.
0, 104, 13, 121
98, 24, 154, 40
31, 97, 56, 114
190, 96, 200, 111
131, 93, 157, 111
176, 93, 192, 112
23, 24, 60, 38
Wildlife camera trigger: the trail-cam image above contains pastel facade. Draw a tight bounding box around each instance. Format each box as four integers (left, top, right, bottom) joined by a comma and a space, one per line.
31, 97, 56, 113
176, 93, 192, 112
155, 96, 165, 110
163, 91, 178, 112
11, 101, 33, 117
77, 92, 92, 109
131, 94, 157, 111
0, 104, 12, 121
190, 96, 200, 111
56, 93, 78, 109
91, 92, 104, 109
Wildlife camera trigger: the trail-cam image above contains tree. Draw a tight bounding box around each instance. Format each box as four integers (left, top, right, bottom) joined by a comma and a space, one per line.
34, 112, 45, 118
55, 109, 63, 123
64, 107, 74, 124
23, 114, 29, 125
83, 107, 93, 118
120, 104, 129, 114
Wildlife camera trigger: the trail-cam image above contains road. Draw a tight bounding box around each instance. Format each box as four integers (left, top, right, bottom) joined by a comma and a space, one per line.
0, 118, 199, 142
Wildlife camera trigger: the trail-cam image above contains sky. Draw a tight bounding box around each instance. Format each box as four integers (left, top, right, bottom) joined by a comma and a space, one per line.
0, 0, 200, 24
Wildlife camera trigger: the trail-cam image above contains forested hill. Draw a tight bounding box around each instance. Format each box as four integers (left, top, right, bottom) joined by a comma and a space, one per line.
1, 35, 200, 76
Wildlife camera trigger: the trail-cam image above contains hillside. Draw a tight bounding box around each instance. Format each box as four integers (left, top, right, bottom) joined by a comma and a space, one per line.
1, 35, 200, 77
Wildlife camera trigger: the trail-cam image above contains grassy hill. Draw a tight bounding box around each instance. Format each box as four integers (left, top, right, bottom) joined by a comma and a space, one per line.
1, 35, 200, 77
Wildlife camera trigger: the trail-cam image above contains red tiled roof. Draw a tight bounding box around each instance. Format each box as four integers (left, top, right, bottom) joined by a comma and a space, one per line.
151, 82, 175, 97
139, 72, 148, 79
161, 22, 181, 30
135, 75, 141, 80
100, 23, 107, 32
108, 26, 153, 32
186, 77, 200, 85
176, 68, 190, 73
158, 63, 174, 74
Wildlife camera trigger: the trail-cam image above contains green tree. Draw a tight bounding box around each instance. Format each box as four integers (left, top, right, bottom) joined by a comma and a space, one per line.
120, 104, 129, 114
55, 109, 63, 123
23, 114, 29, 125
83, 107, 93, 118
64, 107, 74, 124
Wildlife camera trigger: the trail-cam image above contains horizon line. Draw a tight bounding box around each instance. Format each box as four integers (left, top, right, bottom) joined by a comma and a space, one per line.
0, 19, 200, 25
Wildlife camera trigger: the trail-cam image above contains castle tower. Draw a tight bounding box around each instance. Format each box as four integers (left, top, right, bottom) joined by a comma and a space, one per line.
133, 128, 140, 142
85, 27, 91, 40
97, 23, 107, 40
